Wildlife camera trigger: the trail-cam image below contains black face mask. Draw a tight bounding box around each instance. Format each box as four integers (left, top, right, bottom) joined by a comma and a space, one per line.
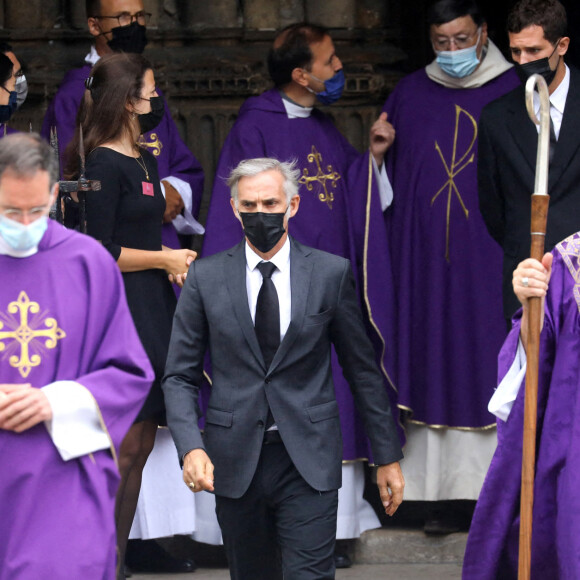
239, 211, 286, 254
107, 22, 148, 54
514, 43, 559, 87
138, 96, 164, 134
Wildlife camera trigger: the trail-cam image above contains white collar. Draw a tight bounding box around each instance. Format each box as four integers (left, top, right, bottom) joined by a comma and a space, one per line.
85, 46, 101, 66
280, 93, 313, 119
533, 64, 570, 116
245, 236, 291, 273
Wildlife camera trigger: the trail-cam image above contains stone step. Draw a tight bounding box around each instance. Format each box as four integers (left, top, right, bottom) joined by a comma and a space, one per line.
353, 528, 468, 565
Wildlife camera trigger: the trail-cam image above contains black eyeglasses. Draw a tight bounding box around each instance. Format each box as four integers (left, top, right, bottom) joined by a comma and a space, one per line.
95, 10, 151, 27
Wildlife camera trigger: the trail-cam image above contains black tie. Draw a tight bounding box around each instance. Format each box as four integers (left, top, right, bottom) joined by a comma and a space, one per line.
549, 115, 557, 165
255, 262, 280, 369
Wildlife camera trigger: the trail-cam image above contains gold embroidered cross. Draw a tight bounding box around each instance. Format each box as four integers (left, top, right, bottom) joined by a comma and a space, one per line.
138, 132, 163, 157
431, 105, 477, 262
0, 291, 66, 378
299, 146, 341, 209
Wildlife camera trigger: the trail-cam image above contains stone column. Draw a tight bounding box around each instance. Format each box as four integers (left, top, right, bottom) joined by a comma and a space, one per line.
243, 0, 279, 30
69, 1, 86, 30
183, 0, 239, 29
5, 0, 59, 29
357, 0, 389, 29
280, 0, 304, 28
305, 0, 355, 29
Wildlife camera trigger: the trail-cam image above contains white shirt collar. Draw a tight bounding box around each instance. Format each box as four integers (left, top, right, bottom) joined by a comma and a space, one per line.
245, 236, 291, 273
533, 64, 570, 116
85, 46, 101, 66
280, 92, 313, 119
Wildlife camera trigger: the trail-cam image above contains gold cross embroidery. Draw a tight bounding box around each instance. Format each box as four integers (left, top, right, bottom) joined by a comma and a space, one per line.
431, 105, 477, 262
0, 291, 66, 378
299, 146, 341, 209
138, 132, 163, 157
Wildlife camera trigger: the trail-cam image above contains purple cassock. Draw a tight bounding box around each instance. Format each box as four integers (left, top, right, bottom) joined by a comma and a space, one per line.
463, 233, 580, 579
383, 68, 520, 429
202, 88, 401, 459
41, 62, 204, 251
0, 220, 153, 579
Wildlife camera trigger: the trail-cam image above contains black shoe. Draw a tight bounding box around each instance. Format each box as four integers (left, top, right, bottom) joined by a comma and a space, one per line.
334, 551, 352, 569
423, 518, 461, 535
126, 539, 197, 573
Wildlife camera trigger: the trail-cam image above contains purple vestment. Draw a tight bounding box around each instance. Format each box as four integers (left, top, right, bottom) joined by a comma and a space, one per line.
463, 233, 580, 579
202, 88, 400, 459
0, 220, 153, 579
383, 68, 520, 428
41, 62, 204, 251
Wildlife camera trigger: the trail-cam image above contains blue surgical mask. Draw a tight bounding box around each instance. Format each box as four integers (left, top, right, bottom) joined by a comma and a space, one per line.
0, 90, 18, 123
435, 30, 482, 78
0, 214, 48, 252
307, 69, 345, 105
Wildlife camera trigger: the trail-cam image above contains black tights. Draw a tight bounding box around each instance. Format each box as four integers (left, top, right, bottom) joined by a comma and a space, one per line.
115, 419, 157, 579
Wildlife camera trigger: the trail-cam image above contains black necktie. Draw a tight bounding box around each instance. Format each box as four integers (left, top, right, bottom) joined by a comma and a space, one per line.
255, 262, 280, 369
549, 115, 557, 165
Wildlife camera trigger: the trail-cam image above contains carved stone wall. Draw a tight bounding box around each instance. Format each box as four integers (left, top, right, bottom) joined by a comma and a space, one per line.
1, 0, 407, 222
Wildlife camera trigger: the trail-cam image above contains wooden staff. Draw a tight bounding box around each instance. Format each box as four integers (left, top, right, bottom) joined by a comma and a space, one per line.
518, 73, 551, 580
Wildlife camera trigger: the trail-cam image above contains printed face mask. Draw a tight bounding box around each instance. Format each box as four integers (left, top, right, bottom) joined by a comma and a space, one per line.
239, 210, 287, 253
15, 75, 27, 109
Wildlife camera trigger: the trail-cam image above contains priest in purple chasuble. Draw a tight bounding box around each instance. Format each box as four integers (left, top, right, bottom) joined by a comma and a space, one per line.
202, 25, 401, 464
381, 0, 520, 506
464, 233, 580, 580
41, 4, 205, 253
0, 133, 153, 579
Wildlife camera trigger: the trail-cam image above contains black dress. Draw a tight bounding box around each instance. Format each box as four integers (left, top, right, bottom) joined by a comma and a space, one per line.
85, 146, 176, 422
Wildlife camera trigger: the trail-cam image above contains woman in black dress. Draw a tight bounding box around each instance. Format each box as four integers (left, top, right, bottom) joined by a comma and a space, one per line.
65, 53, 196, 579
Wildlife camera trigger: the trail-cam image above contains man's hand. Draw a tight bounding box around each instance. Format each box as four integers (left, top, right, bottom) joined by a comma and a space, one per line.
162, 181, 185, 223
369, 112, 396, 168
513, 252, 553, 345
376, 461, 405, 516
0, 383, 52, 433
183, 448, 215, 493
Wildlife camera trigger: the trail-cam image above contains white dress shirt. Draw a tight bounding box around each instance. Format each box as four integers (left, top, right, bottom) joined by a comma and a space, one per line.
533, 64, 570, 139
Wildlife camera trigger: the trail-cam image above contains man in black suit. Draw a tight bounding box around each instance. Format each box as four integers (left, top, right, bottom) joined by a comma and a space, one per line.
478, 0, 580, 323
162, 157, 404, 580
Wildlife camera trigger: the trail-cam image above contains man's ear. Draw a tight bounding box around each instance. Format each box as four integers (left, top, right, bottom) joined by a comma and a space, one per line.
557, 36, 570, 57
87, 17, 101, 39
291, 67, 309, 88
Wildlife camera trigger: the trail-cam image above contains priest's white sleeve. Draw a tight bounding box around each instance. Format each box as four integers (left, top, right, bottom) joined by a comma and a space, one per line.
488, 339, 527, 421
371, 157, 394, 211
160, 176, 205, 235
42, 380, 110, 461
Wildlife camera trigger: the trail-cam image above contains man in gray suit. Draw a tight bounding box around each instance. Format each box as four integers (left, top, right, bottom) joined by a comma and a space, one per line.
162, 157, 404, 580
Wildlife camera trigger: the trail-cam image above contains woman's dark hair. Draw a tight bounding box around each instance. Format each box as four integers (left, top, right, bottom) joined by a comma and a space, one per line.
267, 23, 329, 87
427, 0, 485, 27
0, 53, 13, 89
64, 52, 152, 179
507, 0, 567, 45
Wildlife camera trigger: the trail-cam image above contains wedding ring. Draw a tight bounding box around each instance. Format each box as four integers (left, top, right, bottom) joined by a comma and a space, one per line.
522, 277, 529, 287
188, 482, 195, 489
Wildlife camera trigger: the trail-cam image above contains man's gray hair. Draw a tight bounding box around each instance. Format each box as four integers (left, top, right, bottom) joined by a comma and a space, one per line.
227, 157, 300, 207
0, 133, 59, 189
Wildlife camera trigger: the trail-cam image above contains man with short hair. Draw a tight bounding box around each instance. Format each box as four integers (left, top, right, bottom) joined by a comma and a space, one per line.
478, 0, 580, 324
163, 157, 404, 580
42, 0, 204, 245
0, 133, 153, 579
201, 24, 400, 558
381, 0, 520, 533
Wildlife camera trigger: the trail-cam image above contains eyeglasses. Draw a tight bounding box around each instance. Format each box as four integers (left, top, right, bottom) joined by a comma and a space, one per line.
95, 10, 151, 27
1, 202, 52, 223
432, 28, 480, 51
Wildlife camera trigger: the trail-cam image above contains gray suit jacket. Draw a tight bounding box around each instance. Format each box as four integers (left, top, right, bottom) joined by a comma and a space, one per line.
162, 238, 402, 499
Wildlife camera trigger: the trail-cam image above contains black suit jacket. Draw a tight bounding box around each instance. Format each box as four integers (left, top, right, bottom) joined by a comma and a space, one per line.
478, 64, 580, 318
162, 238, 403, 499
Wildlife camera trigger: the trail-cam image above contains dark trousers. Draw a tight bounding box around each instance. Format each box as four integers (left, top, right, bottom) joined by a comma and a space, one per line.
215, 433, 338, 580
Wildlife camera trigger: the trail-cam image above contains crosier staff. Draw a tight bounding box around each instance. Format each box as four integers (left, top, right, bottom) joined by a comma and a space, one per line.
518, 73, 551, 580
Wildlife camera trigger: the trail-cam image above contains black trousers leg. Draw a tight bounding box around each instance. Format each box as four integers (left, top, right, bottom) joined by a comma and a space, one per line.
215, 439, 338, 580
